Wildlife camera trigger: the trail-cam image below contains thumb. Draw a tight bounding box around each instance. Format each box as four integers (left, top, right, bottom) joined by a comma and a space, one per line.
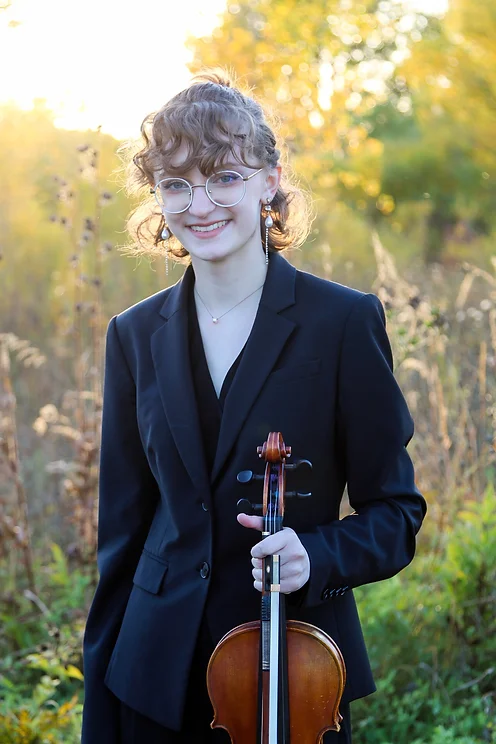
237, 513, 264, 531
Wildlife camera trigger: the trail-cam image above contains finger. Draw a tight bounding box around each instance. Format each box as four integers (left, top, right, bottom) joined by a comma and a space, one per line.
251, 557, 263, 569
252, 567, 263, 583
237, 513, 264, 531
251, 530, 291, 559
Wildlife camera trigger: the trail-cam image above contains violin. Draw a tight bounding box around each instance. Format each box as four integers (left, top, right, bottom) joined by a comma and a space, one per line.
207, 432, 346, 743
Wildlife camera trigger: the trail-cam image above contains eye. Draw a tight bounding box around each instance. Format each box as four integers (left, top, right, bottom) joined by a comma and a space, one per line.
161, 179, 190, 192
210, 171, 243, 186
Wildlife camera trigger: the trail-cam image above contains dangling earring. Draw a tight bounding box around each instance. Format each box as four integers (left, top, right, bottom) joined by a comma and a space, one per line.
161, 224, 171, 276
263, 199, 273, 265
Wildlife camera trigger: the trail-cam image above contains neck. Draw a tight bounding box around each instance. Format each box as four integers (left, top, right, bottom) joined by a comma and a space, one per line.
191, 249, 268, 311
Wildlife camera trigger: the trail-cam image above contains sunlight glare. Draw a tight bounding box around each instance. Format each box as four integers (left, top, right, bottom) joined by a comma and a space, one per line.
0, 0, 227, 139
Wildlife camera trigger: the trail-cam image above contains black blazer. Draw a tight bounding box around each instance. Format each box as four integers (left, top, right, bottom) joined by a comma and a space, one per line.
82, 252, 426, 742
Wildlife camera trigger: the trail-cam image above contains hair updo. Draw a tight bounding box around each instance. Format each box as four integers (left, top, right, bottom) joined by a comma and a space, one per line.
122, 69, 312, 261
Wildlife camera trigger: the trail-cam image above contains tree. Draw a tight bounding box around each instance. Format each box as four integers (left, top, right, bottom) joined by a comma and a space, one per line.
189, 0, 496, 263
189, 0, 430, 207
390, 0, 496, 260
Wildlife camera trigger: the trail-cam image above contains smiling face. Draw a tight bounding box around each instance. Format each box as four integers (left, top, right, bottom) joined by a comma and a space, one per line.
157, 143, 280, 265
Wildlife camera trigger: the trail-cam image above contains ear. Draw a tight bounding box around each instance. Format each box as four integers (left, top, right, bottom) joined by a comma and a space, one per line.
262, 165, 282, 203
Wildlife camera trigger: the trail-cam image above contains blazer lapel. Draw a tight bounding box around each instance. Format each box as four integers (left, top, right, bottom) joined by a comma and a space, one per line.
211, 253, 297, 484
151, 267, 210, 493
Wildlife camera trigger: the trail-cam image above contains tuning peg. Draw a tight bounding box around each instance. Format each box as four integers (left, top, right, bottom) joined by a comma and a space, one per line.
237, 499, 263, 516
285, 491, 312, 499
285, 458, 312, 471
237, 470, 264, 484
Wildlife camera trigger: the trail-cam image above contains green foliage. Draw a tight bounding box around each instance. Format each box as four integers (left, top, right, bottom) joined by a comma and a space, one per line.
45, 544, 92, 626
0, 691, 81, 744
0, 546, 87, 743
353, 485, 496, 743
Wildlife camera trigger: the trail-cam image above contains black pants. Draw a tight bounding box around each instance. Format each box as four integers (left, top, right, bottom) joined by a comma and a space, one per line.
119, 622, 352, 743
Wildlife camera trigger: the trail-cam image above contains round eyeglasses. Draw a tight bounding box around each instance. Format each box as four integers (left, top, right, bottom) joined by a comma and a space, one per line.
151, 168, 263, 214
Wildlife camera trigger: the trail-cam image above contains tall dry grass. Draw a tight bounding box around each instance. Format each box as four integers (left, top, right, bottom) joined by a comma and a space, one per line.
372, 233, 496, 543
1, 140, 112, 590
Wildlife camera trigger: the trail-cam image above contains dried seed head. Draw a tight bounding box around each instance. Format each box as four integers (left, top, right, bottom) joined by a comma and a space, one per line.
409, 295, 421, 309
40, 404, 58, 423
33, 417, 48, 436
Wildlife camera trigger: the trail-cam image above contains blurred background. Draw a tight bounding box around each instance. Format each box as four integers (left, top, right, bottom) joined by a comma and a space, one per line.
0, 0, 495, 741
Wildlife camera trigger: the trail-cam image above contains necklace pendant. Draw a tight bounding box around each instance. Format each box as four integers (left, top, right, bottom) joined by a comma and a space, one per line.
212, 317, 219, 324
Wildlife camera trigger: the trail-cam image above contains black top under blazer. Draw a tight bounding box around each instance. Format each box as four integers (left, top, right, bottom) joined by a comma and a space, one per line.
82, 251, 426, 742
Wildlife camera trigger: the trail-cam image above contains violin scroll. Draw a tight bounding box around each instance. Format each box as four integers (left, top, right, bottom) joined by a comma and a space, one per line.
256, 431, 291, 463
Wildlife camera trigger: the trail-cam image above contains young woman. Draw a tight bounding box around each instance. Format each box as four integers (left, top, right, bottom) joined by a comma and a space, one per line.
82, 71, 426, 743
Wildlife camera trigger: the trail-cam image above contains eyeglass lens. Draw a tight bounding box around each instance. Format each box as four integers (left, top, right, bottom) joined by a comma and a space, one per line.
155, 171, 246, 212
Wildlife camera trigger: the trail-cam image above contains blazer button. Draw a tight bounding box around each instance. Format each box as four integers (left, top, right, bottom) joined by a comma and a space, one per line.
200, 562, 210, 579
322, 588, 330, 601
201, 502, 209, 512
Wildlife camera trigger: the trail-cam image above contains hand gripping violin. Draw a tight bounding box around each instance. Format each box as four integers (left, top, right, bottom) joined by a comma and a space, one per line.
207, 432, 346, 743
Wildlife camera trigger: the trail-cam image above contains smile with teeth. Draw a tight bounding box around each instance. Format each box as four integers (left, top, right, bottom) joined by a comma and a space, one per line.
190, 220, 229, 233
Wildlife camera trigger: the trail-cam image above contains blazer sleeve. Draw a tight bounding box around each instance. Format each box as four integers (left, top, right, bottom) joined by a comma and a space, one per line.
298, 293, 427, 608
81, 316, 160, 743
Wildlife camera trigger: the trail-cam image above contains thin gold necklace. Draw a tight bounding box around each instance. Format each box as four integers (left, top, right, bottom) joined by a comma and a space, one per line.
194, 284, 264, 324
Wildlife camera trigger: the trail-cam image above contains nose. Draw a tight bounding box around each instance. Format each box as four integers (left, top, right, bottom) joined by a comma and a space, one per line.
188, 184, 215, 218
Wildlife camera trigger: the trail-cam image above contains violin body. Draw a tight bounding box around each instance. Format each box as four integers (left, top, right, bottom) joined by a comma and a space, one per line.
207, 619, 346, 743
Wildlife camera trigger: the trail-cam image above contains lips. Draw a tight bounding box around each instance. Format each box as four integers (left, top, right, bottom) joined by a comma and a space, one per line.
189, 220, 230, 233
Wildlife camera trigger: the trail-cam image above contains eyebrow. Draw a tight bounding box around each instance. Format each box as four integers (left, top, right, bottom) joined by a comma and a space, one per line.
161, 162, 253, 179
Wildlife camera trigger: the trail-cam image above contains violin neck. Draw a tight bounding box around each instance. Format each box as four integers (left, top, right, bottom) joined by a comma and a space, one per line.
260, 554, 290, 744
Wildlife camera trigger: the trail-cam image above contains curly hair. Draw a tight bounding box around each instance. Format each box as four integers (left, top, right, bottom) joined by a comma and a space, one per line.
120, 69, 312, 261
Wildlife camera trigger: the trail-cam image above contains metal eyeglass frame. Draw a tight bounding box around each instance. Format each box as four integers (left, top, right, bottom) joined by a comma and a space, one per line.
150, 168, 264, 214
